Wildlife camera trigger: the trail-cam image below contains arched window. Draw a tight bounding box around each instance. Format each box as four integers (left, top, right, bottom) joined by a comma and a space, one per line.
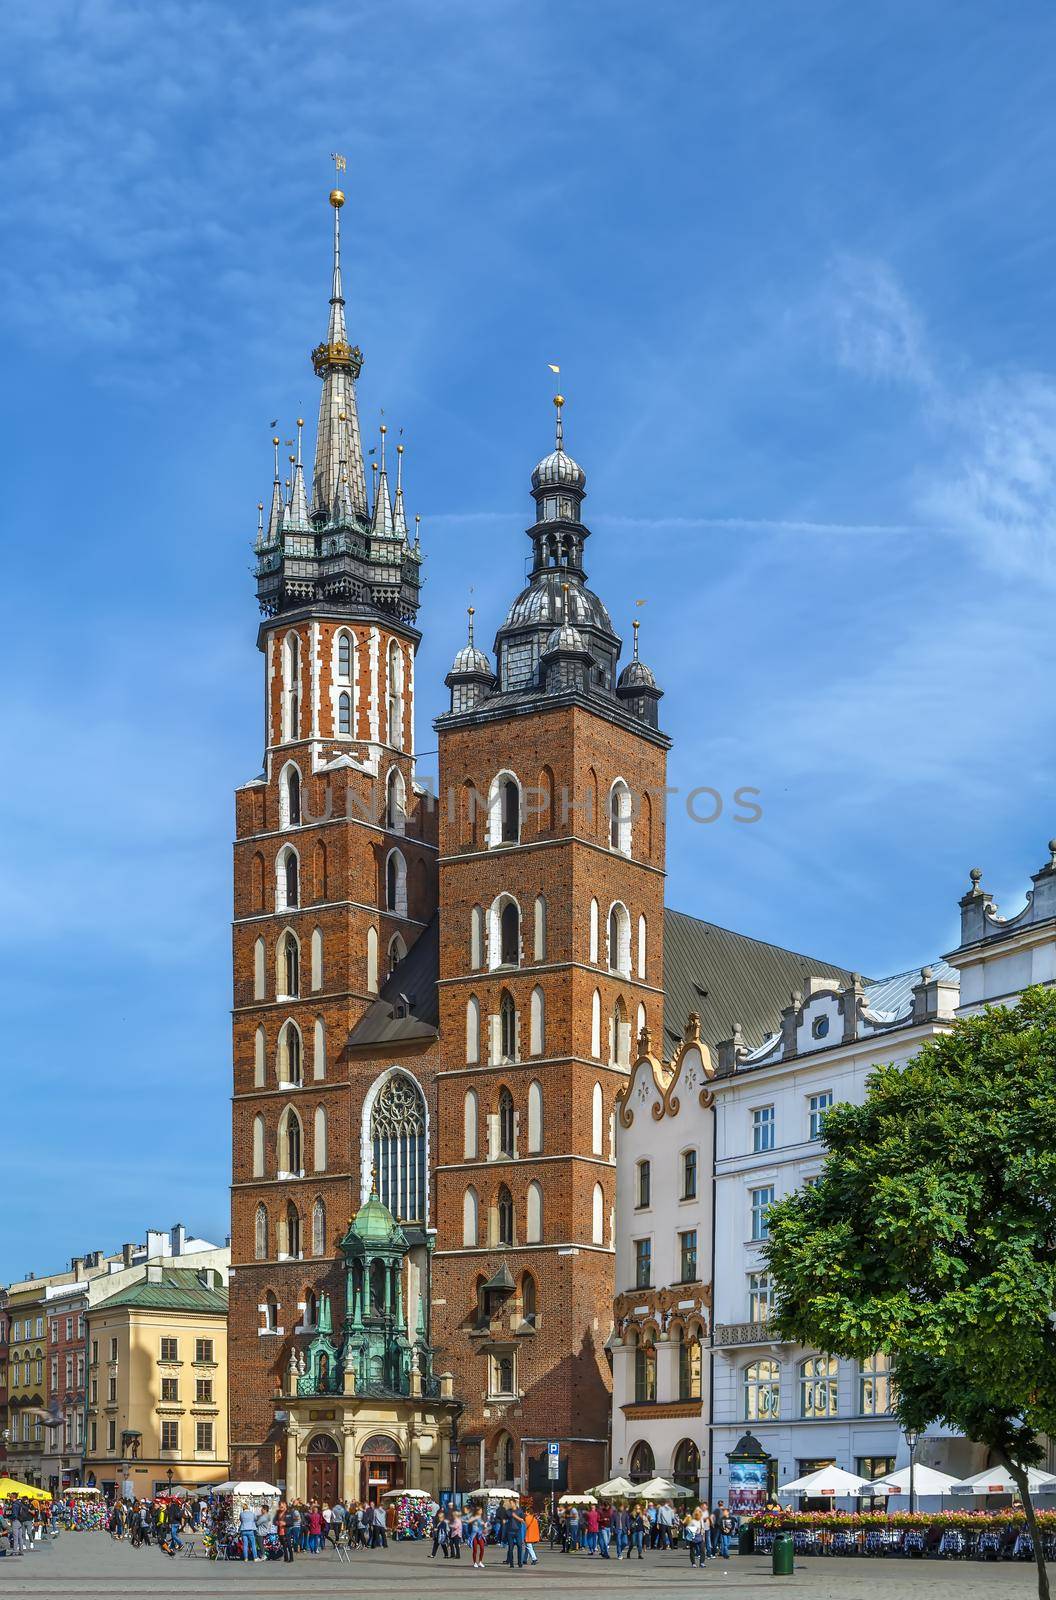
283, 632, 300, 742
338, 691, 351, 735
629, 1440, 654, 1481
673, 1438, 701, 1488
251, 852, 266, 912
636, 1002, 647, 1048
463, 1186, 479, 1247
744, 1359, 781, 1421
279, 1020, 302, 1086
489, 772, 521, 846
591, 1082, 604, 1155
285, 1201, 301, 1260
499, 901, 519, 966
254, 1204, 268, 1261
278, 847, 299, 909
590, 989, 602, 1058
385, 849, 407, 915
312, 1197, 326, 1257
466, 995, 480, 1064
311, 927, 323, 991
678, 1331, 703, 1400
370, 1072, 427, 1224
634, 1340, 656, 1401
313, 1017, 326, 1080
499, 991, 517, 1063
529, 986, 545, 1056
637, 915, 647, 979
313, 1105, 327, 1172
591, 1181, 605, 1244
470, 905, 484, 968
252, 1115, 265, 1178
609, 778, 631, 854
533, 895, 547, 961
611, 996, 629, 1066
264, 1290, 280, 1331
254, 937, 266, 1000
282, 931, 300, 998
799, 1354, 839, 1418
521, 1273, 538, 1326
526, 1181, 543, 1243
498, 1087, 515, 1157
497, 1185, 514, 1245
385, 767, 406, 832
589, 898, 599, 963
366, 926, 379, 993
608, 902, 631, 975
280, 1108, 302, 1176
527, 1079, 543, 1154
336, 630, 352, 682
859, 1352, 893, 1415
254, 1026, 266, 1088
495, 1431, 515, 1485
305, 1290, 319, 1328
387, 932, 406, 978
463, 1089, 478, 1159
386, 639, 403, 748
282, 764, 301, 828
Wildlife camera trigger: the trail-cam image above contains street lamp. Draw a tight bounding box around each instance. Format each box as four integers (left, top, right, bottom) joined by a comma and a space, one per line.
166, 1466, 174, 1496
903, 1427, 920, 1515
449, 1423, 460, 1501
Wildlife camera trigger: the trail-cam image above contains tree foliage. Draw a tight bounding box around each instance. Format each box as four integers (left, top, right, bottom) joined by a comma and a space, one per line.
764, 987, 1056, 1600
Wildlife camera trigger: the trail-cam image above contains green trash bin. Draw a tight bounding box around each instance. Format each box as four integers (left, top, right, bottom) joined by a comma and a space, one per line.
738, 1524, 755, 1555
772, 1532, 794, 1575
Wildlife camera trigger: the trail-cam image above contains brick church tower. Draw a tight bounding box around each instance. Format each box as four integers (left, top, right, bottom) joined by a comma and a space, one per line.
228, 183, 457, 1497
431, 396, 669, 1493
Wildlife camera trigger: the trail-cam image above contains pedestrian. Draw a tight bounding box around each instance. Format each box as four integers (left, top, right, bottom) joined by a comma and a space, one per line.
449, 1508, 463, 1559
524, 1505, 540, 1565
611, 1503, 630, 1559
565, 1504, 580, 1550
430, 1507, 449, 1558
630, 1503, 647, 1559
287, 1500, 302, 1556
8, 1497, 24, 1557
370, 1501, 388, 1548
584, 1501, 599, 1554
597, 1502, 611, 1560
715, 1502, 735, 1559
468, 1507, 487, 1568
699, 1500, 712, 1559
238, 1502, 259, 1562
683, 1506, 704, 1567
655, 1498, 676, 1549
330, 1498, 346, 1549
276, 1500, 294, 1562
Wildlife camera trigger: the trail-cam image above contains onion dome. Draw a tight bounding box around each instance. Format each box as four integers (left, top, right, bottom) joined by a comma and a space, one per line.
446, 608, 495, 713
543, 621, 590, 657
531, 447, 586, 491
617, 657, 656, 691
451, 638, 493, 676
615, 618, 663, 728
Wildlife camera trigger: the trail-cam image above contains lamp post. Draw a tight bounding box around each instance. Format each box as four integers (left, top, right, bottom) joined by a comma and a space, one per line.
904, 1428, 919, 1515
449, 1421, 460, 1502
166, 1466, 174, 1497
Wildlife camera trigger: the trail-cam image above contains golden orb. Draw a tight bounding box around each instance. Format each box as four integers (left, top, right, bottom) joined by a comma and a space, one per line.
330, 188, 345, 208
296, 417, 304, 427
554, 393, 565, 406
396, 442, 404, 454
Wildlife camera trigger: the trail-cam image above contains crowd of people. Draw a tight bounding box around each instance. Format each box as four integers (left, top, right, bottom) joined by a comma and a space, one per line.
550, 1499, 738, 1564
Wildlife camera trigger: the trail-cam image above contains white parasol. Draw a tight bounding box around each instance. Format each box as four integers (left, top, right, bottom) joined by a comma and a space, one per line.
778, 1466, 871, 1497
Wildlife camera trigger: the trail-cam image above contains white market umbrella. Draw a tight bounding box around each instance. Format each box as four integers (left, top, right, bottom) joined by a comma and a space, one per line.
591, 1476, 637, 1498
211, 1480, 281, 1496
951, 1466, 1056, 1496
636, 1476, 696, 1500
867, 1465, 958, 1497
559, 1493, 598, 1506
778, 1466, 871, 1497
382, 1488, 434, 1499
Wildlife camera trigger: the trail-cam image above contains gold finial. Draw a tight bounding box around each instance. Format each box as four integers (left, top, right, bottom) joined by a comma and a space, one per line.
554, 393, 565, 407
272, 435, 279, 445
257, 501, 264, 511
380, 423, 387, 434
553, 392, 565, 453
330, 151, 347, 207
467, 605, 475, 646
396, 442, 404, 455
296, 417, 304, 428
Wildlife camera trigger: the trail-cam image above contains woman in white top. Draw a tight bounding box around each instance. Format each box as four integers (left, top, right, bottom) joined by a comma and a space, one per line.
682, 1507, 704, 1567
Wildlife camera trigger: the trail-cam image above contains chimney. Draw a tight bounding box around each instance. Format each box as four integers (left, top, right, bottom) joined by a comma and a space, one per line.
146, 1264, 163, 1285
71, 1256, 84, 1280
171, 1223, 188, 1257
145, 1229, 166, 1259
122, 1244, 135, 1269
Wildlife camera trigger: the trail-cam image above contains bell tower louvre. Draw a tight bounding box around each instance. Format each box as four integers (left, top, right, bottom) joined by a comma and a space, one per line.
229, 177, 457, 1496
431, 395, 669, 1494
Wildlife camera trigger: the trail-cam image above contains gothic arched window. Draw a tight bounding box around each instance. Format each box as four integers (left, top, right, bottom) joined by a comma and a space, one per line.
497, 1184, 514, 1245
285, 766, 301, 827
283, 932, 300, 999
370, 1072, 427, 1224
498, 1087, 515, 1157
338, 691, 351, 735
499, 991, 516, 1063
285, 1201, 301, 1259
500, 902, 519, 966
284, 849, 299, 908
312, 1197, 326, 1257
254, 1204, 268, 1261
337, 631, 352, 681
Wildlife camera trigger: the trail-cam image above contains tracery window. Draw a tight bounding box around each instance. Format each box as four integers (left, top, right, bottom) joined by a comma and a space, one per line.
370, 1073, 426, 1224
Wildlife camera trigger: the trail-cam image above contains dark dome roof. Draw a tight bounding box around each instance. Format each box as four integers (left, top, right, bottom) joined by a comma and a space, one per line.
531, 448, 586, 492
543, 622, 590, 656
502, 574, 613, 633
617, 658, 657, 692
449, 642, 493, 677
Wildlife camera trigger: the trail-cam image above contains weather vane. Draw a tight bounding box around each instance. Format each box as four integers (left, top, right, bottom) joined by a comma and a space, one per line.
331, 151, 347, 176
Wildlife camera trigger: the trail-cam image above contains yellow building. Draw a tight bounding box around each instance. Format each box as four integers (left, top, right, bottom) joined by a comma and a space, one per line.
84, 1265, 229, 1496
5, 1279, 49, 1486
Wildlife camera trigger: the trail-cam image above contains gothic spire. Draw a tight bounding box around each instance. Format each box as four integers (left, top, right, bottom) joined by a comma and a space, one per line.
311, 186, 368, 522
264, 435, 284, 544
370, 423, 395, 538
393, 440, 409, 542
286, 418, 311, 531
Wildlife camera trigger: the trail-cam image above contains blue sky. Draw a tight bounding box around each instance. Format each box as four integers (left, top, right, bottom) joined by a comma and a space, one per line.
4, 0, 1056, 1281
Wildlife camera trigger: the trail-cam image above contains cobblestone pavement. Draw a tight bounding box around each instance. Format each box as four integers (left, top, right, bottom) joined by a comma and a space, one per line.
0, 1531, 1046, 1599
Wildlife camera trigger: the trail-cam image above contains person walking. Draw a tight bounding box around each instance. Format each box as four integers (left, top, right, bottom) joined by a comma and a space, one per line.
655, 1499, 676, 1550
630, 1504, 647, 1559
370, 1501, 388, 1549
584, 1502, 599, 1555
715, 1503, 735, 1559
8, 1497, 24, 1557
611, 1504, 630, 1559
449, 1509, 463, 1559
503, 1501, 526, 1567
276, 1501, 295, 1562
430, 1507, 449, 1558
524, 1505, 540, 1565
330, 1498, 346, 1549
683, 1506, 704, 1567
238, 1503, 259, 1562
307, 1501, 324, 1553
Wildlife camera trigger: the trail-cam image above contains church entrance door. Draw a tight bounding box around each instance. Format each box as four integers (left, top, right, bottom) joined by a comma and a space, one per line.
358, 1433, 404, 1503
306, 1433, 339, 1504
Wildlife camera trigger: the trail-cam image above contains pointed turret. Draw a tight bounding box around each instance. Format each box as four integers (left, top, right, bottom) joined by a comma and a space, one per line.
286, 418, 311, 532
393, 441, 409, 542
311, 187, 368, 522
264, 436, 284, 545
370, 424, 395, 539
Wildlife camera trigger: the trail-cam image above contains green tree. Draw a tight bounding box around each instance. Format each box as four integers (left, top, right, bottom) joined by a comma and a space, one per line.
764, 986, 1056, 1600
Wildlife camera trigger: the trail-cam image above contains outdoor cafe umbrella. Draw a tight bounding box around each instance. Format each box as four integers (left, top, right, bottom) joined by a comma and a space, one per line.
951, 1466, 1056, 1496
210, 1480, 281, 1496
591, 1476, 637, 1498
0, 1477, 52, 1501
636, 1476, 696, 1499
559, 1493, 598, 1505
778, 1466, 871, 1497
867, 1465, 958, 1497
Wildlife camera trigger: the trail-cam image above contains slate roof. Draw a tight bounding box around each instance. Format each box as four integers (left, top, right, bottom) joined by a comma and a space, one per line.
862, 959, 958, 1021
347, 914, 440, 1047
662, 906, 856, 1058
92, 1268, 227, 1316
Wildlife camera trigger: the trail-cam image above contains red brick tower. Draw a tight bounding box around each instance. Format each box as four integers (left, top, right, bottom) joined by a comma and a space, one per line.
229, 184, 443, 1484
432, 395, 669, 1494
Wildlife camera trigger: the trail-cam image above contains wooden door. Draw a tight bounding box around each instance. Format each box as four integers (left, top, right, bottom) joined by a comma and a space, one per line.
307, 1451, 338, 1505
